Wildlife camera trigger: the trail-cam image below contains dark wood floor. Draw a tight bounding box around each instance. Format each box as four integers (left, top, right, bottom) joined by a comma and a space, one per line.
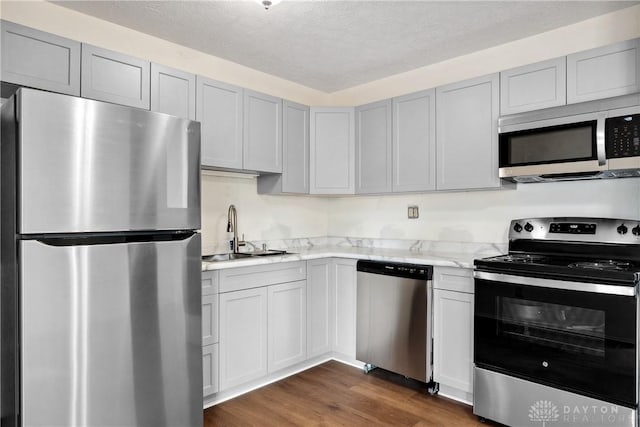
204, 361, 499, 426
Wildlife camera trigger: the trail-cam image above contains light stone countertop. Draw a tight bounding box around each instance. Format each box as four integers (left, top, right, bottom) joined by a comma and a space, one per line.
201, 244, 504, 272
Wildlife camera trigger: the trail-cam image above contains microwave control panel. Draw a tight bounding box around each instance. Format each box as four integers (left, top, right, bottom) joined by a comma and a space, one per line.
606, 113, 640, 158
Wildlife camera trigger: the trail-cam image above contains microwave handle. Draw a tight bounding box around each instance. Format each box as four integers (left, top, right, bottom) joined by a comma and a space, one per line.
596, 114, 606, 166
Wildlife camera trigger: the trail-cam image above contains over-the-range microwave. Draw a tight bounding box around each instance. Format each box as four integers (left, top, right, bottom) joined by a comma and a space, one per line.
498, 92, 640, 182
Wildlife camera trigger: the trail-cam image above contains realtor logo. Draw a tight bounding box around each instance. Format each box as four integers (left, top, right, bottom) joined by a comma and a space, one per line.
529, 400, 560, 426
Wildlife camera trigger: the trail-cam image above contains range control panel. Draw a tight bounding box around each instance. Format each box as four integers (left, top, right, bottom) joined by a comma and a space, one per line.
509, 217, 640, 243
606, 113, 640, 159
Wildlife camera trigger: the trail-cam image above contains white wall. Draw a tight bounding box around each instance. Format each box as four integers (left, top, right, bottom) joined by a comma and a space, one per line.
327, 179, 640, 244
201, 173, 329, 254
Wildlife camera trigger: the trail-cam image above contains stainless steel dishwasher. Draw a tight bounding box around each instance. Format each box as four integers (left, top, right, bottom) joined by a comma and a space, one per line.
356, 260, 434, 384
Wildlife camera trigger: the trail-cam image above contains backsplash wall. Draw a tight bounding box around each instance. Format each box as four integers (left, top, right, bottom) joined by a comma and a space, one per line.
201, 173, 330, 255
327, 178, 640, 243
201, 176, 640, 253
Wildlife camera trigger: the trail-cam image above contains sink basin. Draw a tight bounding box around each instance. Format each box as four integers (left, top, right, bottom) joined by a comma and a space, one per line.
202, 250, 292, 262
249, 249, 290, 257
202, 253, 253, 262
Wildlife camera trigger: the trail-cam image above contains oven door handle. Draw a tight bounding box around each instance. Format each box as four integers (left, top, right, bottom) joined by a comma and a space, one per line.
474, 271, 636, 296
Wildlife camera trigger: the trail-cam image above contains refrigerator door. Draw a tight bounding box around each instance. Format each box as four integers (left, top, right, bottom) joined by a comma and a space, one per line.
17, 88, 200, 234
20, 234, 202, 427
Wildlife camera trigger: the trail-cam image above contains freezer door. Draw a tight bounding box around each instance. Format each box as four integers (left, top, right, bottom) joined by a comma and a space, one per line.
17, 88, 200, 234
20, 234, 202, 427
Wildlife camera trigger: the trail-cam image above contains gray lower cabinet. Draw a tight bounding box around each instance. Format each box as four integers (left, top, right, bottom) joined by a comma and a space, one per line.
500, 57, 567, 115
81, 44, 150, 109
257, 100, 310, 194
435, 73, 500, 191
332, 258, 357, 358
219, 286, 268, 391
567, 38, 640, 104
306, 259, 333, 358
391, 89, 436, 192
310, 107, 355, 194
1, 20, 80, 96
202, 270, 219, 398
432, 267, 474, 403
203, 344, 219, 398
267, 280, 307, 373
217, 261, 307, 392
150, 63, 196, 119
244, 90, 282, 173
196, 76, 243, 170
355, 99, 392, 194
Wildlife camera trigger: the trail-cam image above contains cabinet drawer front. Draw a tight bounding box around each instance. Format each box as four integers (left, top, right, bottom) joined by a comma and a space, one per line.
81, 44, 150, 109
202, 293, 219, 346
201, 270, 219, 296
219, 261, 306, 293
202, 344, 219, 397
1, 20, 80, 96
433, 266, 473, 293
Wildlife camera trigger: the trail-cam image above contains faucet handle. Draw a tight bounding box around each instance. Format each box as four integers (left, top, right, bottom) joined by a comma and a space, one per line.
238, 233, 246, 247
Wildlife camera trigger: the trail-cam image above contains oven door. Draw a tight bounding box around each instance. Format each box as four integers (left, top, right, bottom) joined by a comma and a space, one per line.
474, 272, 637, 407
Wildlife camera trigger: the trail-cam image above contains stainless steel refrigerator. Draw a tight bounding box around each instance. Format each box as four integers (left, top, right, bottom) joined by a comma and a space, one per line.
1, 88, 202, 427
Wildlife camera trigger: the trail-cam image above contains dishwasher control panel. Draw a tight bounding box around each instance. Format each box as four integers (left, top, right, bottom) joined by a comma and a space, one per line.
357, 260, 433, 280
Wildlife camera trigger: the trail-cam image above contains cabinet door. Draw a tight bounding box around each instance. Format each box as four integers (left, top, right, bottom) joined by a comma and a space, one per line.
268, 281, 307, 373
306, 259, 333, 358
282, 100, 310, 193
202, 293, 218, 346
203, 344, 219, 397
392, 89, 436, 192
196, 76, 243, 169
310, 107, 355, 194
567, 39, 640, 104
150, 63, 195, 119
1, 20, 80, 96
243, 90, 282, 173
436, 73, 500, 191
355, 99, 392, 194
433, 289, 474, 397
500, 57, 566, 115
81, 44, 150, 109
332, 258, 357, 358
218, 287, 267, 391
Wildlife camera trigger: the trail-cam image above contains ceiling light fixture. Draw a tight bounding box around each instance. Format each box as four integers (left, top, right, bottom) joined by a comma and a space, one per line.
255, 0, 282, 10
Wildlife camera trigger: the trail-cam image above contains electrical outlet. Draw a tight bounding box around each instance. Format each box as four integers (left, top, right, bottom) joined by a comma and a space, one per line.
408, 205, 419, 219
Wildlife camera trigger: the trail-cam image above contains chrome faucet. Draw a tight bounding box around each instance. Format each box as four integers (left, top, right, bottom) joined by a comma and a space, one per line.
227, 204, 245, 253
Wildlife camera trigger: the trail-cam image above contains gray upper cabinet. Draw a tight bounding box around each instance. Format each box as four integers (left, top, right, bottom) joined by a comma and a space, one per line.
436, 73, 500, 191
81, 44, 150, 109
150, 63, 195, 120
355, 99, 392, 194
196, 76, 243, 170
310, 107, 355, 195
392, 89, 436, 192
500, 57, 566, 115
567, 39, 640, 104
1, 20, 80, 96
257, 100, 309, 194
243, 90, 282, 173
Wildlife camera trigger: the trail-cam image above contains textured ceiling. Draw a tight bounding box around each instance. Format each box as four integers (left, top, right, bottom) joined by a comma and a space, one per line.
52, 1, 638, 93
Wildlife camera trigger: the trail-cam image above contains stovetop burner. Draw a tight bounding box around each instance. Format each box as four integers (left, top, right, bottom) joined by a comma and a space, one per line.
568, 260, 633, 271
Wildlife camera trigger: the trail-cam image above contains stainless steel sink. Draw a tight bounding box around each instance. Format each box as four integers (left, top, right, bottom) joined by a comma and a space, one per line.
202, 250, 292, 262
202, 253, 253, 262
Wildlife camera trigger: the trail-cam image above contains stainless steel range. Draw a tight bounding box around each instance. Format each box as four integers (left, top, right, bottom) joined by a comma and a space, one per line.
473, 217, 639, 427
